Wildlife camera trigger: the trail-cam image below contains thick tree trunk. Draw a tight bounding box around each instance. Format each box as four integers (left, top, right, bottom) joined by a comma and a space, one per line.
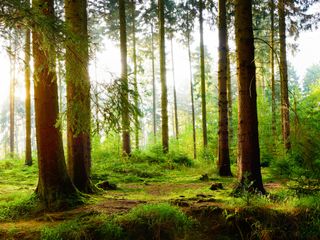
199, 0, 207, 148
227, 40, 233, 142
65, 0, 94, 193
270, 0, 276, 138
278, 0, 291, 151
32, 0, 78, 208
119, 0, 131, 155
187, 33, 197, 159
25, 26, 32, 166
234, 0, 265, 193
217, 0, 232, 176
151, 24, 156, 141
170, 38, 179, 139
159, 0, 169, 153
131, 1, 139, 150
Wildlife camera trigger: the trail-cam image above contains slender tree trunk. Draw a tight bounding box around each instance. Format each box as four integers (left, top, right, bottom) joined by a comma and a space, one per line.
278, 0, 291, 151
226, 39, 233, 141
119, 0, 131, 155
9, 37, 16, 158
25, 25, 32, 166
32, 0, 78, 208
187, 32, 197, 159
131, 0, 139, 149
170, 38, 179, 140
65, 0, 94, 193
234, 0, 265, 193
217, 0, 232, 176
151, 24, 157, 141
159, 0, 169, 153
270, 0, 276, 139
199, 0, 207, 148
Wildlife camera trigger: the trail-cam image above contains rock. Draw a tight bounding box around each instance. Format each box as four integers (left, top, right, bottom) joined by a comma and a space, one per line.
97, 181, 117, 190
210, 183, 223, 190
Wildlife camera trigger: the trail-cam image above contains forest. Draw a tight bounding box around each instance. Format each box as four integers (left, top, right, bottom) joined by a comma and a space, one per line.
0, 0, 320, 239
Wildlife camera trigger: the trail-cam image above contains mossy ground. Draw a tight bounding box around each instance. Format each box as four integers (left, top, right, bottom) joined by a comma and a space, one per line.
0, 150, 319, 239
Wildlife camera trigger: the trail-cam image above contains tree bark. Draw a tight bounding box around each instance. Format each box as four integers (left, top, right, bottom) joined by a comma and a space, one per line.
9, 37, 16, 157
278, 0, 291, 151
25, 24, 32, 166
151, 24, 157, 141
65, 0, 94, 193
217, 0, 232, 176
234, 0, 265, 193
227, 39, 233, 142
170, 38, 179, 139
199, 0, 207, 148
187, 31, 197, 159
32, 0, 78, 208
131, 0, 139, 150
119, 0, 131, 155
270, 0, 276, 139
159, 0, 169, 153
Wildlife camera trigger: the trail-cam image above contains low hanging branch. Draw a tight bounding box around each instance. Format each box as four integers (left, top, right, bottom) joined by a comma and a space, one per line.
92, 75, 142, 135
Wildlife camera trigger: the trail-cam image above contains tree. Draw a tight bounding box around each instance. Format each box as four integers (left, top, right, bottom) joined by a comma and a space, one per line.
303, 63, 320, 94
159, 0, 168, 153
234, 0, 265, 193
130, 0, 140, 150
9, 36, 16, 157
32, 0, 77, 207
278, 0, 291, 151
25, 11, 32, 166
119, 0, 131, 155
217, 0, 232, 176
199, 0, 207, 148
65, 0, 94, 193
270, 0, 276, 139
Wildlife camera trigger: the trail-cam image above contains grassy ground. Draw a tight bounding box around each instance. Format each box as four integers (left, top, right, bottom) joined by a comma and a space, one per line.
0, 149, 319, 239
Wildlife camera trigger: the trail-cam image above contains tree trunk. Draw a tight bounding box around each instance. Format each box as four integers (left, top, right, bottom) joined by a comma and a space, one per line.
151, 24, 157, 141
131, 0, 139, 150
25, 25, 32, 166
187, 32, 197, 159
65, 0, 94, 193
32, 0, 78, 208
119, 0, 131, 155
170, 38, 179, 140
159, 0, 169, 153
217, 0, 232, 176
199, 0, 207, 148
278, 0, 291, 151
9, 37, 16, 158
270, 0, 276, 139
234, 0, 265, 193
227, 39, 233, 142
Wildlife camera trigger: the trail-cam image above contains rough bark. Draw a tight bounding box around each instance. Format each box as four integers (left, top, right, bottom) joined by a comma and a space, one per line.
278, 0, 291, 151
170, 38, 179, 139
25, 25, 32, 166
199, 0, 207, 148
234, 0, 265, 193
159, 0, 169, 153
32, 0, 78, 208
217, 0, 232, 176
227, 39, 233, 141
119, 0, 131, 155
65, 0, 94, 193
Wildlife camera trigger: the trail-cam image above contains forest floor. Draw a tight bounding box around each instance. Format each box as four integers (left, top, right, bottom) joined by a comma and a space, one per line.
0, 155, 319, 240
